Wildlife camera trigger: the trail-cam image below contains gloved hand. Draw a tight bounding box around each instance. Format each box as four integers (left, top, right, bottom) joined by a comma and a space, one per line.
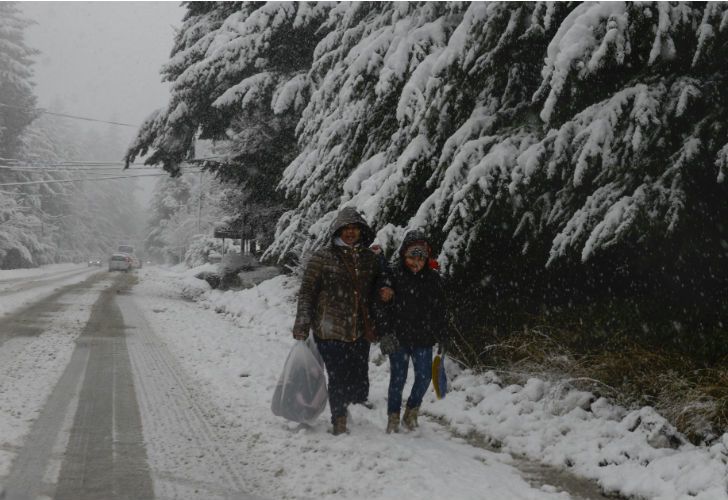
380, 334, 400, 356
437, 338, 449, 356
378, 286, 394, 302
293, 330, 308, 341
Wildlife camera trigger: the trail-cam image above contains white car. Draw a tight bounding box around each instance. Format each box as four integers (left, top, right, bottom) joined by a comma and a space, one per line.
117, 245, 142, 269
108, 253, 132, 272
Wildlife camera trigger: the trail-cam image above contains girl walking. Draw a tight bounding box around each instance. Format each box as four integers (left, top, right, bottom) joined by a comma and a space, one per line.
378, 230, 448, 433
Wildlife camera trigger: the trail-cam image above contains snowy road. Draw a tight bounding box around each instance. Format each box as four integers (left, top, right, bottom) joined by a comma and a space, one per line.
0, 265, 97, 293
1, 265, 722, 499
0, 271, 262, 500
2, 272, 154, 500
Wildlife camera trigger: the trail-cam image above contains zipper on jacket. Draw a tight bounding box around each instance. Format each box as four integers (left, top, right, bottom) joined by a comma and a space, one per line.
351, 249, 359, 341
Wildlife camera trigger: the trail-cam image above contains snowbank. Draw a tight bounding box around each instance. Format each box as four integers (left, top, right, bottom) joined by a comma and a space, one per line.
137, 266, 728, 500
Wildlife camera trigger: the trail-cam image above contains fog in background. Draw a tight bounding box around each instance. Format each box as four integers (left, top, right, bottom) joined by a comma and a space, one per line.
21, 1, 185, 208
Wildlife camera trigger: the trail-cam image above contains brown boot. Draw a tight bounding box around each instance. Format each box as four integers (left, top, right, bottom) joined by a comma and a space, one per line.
332, 415, 347, 435
402, 406, 419, 430
386, 412, 400, 434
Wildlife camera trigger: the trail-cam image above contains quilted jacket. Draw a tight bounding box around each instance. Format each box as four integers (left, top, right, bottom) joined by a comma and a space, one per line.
293, 208, 387, 342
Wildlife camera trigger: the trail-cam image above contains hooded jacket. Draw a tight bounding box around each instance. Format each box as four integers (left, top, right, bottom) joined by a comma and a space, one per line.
376, 230, 448, 348
293, 208, 386, 342
397, 229, 430, 259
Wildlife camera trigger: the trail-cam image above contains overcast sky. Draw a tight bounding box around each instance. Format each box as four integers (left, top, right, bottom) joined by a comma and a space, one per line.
20, 2, 186, 207
21, 1, 185, 139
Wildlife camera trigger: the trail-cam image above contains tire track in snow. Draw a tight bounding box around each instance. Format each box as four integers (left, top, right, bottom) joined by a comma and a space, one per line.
0, 267, 100, 297
51, 274, 154, 500
116, 290, 265, 500
0, 274, 121, 499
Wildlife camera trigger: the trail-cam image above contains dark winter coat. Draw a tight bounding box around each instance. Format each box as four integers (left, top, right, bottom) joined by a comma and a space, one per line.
376, 230, 448, 348
293, 208, 387, 342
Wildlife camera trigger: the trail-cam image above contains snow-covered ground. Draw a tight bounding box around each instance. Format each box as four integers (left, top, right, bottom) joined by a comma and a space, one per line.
0, 263, 83, 282
133, 265, 728, 500
0, 273, 108, 477
0, 262, 104, 472
1, 264, 726, 499
132, 266, 569, 499
0, 263, 100, 316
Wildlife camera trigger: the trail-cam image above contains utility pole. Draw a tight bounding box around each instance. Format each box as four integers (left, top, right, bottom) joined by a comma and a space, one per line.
197, 170, 203, 234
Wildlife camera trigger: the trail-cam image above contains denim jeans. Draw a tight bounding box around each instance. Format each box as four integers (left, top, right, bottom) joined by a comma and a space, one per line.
315, 337, 370, 423
387, 346, 433, 414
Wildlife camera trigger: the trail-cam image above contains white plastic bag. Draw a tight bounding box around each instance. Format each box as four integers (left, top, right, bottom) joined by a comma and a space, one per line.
271, 336, 328, 424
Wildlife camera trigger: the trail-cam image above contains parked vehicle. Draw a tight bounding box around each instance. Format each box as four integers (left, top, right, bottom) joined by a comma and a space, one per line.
108, 253, 132, 272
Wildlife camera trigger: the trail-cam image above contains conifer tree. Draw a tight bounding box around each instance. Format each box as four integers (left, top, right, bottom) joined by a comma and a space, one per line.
0, 2, 43, 267
16, 114, 145, 265
0, 2, 38, 157
143, 175, 193, 262
126, 2, 334, 246
132, 1, 728, 341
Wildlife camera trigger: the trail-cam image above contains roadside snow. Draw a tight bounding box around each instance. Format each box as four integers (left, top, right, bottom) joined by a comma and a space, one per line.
0, 264, 101, 317
134, 265, 728, 500
133, 266, 570, 500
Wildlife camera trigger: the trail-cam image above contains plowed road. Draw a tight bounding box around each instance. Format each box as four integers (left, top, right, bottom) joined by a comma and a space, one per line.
0, 271, 261, 500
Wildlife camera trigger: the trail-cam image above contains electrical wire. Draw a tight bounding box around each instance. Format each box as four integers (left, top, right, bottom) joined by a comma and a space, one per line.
0, 102, 137, 127
0, 165, 201, 173
0, 159, 149, 167
0, 172, 200, 187
0, 156, 221, 167
0, 157, 146, 166
0, 155, 212, 187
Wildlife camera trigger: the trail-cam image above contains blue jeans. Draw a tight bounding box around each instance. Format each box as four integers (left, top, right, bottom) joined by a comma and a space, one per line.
387, 346, 433, 414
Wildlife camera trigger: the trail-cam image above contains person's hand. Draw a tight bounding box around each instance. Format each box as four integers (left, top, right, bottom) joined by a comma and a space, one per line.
293, 330, 308, 340
380, 334, 399, 356
437, 339, 449, 356
379, 287, 394, 302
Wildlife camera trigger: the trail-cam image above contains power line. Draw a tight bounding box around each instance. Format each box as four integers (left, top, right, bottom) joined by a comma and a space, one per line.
0, 158, 149, 167
0, 172, 198, 187
0, 102, 137, 127
0, 165, 200, 173
0, 156, 223, 167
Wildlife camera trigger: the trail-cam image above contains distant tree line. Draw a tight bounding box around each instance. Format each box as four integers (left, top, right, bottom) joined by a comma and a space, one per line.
0, 2, 143, 268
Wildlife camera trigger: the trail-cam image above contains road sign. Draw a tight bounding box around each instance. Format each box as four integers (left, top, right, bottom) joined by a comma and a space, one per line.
214, 228, 242, 239
214, 227, 254, 239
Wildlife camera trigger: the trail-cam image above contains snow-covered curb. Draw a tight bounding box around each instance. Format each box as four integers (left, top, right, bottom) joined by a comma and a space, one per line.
139, 265, 728, 500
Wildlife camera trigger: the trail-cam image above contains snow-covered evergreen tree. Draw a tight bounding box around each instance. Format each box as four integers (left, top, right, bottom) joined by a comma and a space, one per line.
143, 174, 193, 262
126, 2, 334, 246
269, 3, 728, 289
133, 1, 728, 339
0, 2, 37, 157
269, 1, 471, 260
0, 2, 45, 267
0, 107, 146, 267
